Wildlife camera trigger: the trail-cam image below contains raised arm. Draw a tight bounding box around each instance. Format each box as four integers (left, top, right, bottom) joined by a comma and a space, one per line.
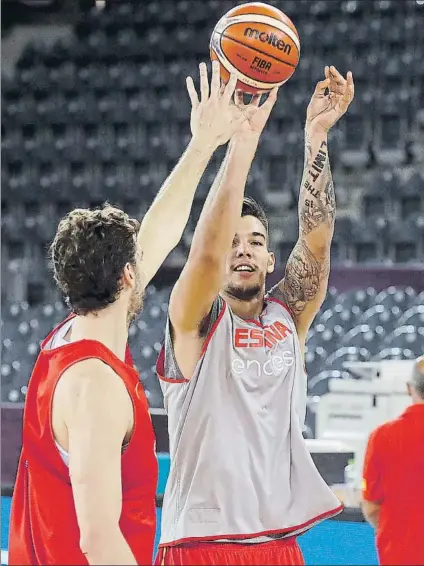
279, 67, 354, 350
169, 88, 278, 337
137, 61, 248, 287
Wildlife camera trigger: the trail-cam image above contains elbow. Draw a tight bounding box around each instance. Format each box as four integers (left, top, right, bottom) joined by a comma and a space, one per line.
79, 522, 120, 556
361, 501, 380, 529
79, 529, 101, 557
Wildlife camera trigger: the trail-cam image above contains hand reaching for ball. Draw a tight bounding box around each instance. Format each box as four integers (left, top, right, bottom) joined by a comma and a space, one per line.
306, 66, 355, 134
186, 60, 253, 149
233, 87, 279, 140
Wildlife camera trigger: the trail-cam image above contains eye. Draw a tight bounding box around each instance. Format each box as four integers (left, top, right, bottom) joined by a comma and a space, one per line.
251, 241, 263, 246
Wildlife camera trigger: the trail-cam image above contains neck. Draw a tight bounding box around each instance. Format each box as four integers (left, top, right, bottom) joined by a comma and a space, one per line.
70, 302, 129, 361
221, 290, 265, 320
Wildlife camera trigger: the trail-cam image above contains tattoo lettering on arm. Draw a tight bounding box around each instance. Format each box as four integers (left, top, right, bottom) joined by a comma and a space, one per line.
278, 130, 334, 334
299, 130, 336, 238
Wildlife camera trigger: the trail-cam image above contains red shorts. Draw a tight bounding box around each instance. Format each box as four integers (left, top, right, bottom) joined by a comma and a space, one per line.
155, 537, 304, 565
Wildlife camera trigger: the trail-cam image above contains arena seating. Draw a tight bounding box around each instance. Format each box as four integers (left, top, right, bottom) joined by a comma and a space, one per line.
1, 1, 424, 421
2, 285, 423, 411
2, 1, 424, 306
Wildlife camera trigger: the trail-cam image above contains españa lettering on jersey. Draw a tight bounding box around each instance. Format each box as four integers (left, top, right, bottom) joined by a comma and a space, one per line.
234, 321, 292, 348
156, 290, 342, 547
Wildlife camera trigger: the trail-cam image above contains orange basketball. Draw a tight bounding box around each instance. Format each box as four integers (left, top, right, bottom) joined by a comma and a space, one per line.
210, 2, 300, 95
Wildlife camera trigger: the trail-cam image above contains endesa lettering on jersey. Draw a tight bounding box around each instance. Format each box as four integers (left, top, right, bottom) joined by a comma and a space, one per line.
232, 322, 294, 377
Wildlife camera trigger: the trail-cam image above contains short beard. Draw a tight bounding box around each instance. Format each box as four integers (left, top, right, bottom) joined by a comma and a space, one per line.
127, 287, 144, 326
225, 283, 262, 302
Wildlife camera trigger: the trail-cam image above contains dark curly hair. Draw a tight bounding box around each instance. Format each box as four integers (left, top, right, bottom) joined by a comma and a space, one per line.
49, 204, 140, 315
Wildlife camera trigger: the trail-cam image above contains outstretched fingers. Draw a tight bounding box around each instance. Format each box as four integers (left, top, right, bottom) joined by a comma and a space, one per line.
314, 77, 331, 96
222, 72, 238, 104
186, 76, 199, 109
328, 65, 347, 95
339, 70, 355, 112
250, 93, 262, 107
346, 71, 355, 101
199, 62, 209, 102
261, 86, 279, 114
210, 60, 221, 98
234, 90, 244, 107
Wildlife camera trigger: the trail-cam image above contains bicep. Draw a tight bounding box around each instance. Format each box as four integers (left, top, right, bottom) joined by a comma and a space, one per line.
362, 430, 384, 503
138, 234, 175, 288
279, 238, 330, 343
65, 361, 131, 535
169, 252, 224, 333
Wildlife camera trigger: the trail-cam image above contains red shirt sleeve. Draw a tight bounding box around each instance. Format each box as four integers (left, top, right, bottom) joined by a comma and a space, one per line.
362, 427, 384, 503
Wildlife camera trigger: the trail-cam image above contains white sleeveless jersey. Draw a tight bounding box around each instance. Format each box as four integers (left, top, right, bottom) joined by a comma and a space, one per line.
157, 289, 342, 546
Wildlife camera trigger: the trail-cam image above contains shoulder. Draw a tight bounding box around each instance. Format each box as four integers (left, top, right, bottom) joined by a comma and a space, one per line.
59, 358, 131, 410
367, 421, 392, 450
265, 286, 295, 323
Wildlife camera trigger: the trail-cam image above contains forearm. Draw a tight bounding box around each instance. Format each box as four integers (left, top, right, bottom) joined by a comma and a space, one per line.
279, 128, 334, 336
298, 127, 335, 255
361, 499, 381, 530
81, 529, 137, 565
190, 134, 260, 260
137, 136, 215, 277
363, 507, 380, 529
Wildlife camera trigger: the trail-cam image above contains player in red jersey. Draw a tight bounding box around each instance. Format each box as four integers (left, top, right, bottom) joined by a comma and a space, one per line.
8, 62, 253, 566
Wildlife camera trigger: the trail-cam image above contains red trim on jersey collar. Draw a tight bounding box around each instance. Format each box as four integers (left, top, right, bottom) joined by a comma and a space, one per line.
200, 301, 227, 357
156, 302, 227, 383
41, 312, 76, 349
40, 312, 134, 370
266, 297, 294, 321
242, 297, 294, 329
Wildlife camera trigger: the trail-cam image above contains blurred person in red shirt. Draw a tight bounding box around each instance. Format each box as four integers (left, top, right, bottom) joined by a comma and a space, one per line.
362, 355, 424, 565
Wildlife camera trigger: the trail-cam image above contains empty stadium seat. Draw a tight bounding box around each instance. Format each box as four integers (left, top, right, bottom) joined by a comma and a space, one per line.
326, 346, 372, 371
398, 305, 424, 328
308, 369, 353, 397
387, 218, 423, 263
360, 304, 402, 336
375, 286, 417, 310
384, 326, 424, 355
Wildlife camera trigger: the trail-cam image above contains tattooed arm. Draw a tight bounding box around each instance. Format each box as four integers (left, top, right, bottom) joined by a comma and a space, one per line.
280, 128, 334, 351
277, 67, 354, 352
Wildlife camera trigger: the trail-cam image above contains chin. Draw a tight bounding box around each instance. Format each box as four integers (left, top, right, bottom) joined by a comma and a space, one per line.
226, 283, 262, 301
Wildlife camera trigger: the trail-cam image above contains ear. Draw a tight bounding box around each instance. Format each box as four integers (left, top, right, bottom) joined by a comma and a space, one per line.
267, 251, 276, 274
122, 262, 136, 289
406, 383, 412, 397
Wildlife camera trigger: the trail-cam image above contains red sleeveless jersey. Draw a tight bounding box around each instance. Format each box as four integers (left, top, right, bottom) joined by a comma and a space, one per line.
9, 315, 158, 565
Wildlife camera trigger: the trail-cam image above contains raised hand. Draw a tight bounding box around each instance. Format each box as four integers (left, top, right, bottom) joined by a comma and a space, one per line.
306, 66, 354, 134
186, 61, 249, 149
233, 87, 279, 140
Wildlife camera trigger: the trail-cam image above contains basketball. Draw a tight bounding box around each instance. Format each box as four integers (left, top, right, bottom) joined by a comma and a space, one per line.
210, 2, 300, 95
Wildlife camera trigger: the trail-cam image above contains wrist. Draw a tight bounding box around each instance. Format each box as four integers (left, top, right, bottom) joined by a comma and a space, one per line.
230, 132, 261, 147
305, 122, 329, 139
189, 135, 218, 157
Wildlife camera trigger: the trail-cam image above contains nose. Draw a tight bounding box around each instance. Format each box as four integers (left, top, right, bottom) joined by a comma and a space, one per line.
235, 241, 252, 258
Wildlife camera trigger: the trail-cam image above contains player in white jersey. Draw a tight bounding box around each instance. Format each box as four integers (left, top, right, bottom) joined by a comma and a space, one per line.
156, 66, 354, 565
